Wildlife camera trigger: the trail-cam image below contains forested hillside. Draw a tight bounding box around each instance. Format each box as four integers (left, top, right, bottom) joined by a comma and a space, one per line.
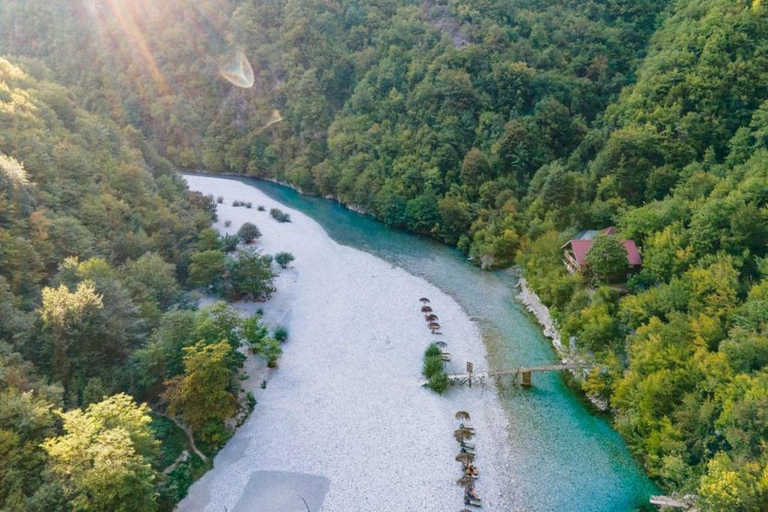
3, 0, 768, 509
0, 56, 285, 510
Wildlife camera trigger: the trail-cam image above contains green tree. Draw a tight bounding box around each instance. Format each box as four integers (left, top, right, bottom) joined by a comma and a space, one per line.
237, 222, 261, 244
188, 250, 226, 289
162, 340, 237, 444
586, 234, 628, 278
40, 282, 103, 385
41, 394, 159, 512
226, 251, 276, 301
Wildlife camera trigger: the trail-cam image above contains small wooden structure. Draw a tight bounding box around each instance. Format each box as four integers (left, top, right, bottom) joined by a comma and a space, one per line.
420, 363, 580, 388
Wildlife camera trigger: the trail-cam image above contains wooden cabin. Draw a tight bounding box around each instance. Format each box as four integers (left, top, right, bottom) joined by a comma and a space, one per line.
562, 227, 642, 274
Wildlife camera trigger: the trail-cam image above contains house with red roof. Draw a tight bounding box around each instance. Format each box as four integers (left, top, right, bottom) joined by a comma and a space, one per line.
562, 227, 642, 275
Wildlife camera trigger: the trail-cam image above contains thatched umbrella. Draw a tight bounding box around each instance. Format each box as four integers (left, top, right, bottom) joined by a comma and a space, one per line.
419, 297, 431, 303
428, 322, 440, 330
425, 314, 439, 321
460, 509, 473, 512
456, 475, 475, 488
455, 411, 471, 422
435, 341, 448, 349
455, 452, 474, 465
454, 427, 474, 442
421, 305, 433, 313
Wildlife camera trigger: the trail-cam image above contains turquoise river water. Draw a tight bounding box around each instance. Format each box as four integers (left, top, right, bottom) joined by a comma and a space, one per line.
217, 174, 659, 511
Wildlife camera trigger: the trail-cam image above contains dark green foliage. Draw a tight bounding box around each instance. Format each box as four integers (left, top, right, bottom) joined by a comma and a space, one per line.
188, 250, 226, 290
257, 205, 265, 212
237, 222, 261, 244
269, 208, 291, 223
220, 234, 240, 253
422, 344, 448, 394
422, 356, 443, 379
585, 234, 628, 278
275, 252, 295, 269
2, 0, 768, 507
273, 326, 288, 342
427, 371, 449, 394
424, 344, 442, 359
226, 251, 276, 302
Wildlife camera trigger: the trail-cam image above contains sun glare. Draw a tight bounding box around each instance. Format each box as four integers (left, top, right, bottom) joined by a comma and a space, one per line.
220, 50, 255, 88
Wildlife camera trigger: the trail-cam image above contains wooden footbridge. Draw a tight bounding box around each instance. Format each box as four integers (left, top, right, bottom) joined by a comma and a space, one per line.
420, 362, 582, 388
449, 363, 580, 387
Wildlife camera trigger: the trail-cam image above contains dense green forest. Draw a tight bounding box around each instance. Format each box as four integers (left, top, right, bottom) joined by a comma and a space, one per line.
3, 0, 768, 509
0, 57, 284, 510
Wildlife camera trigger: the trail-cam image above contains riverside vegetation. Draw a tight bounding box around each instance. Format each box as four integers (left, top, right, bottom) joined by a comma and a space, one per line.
0, 60, 288, 510
2, 0, 768, 509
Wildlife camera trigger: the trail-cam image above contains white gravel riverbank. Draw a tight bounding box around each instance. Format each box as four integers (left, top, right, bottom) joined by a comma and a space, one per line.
177, 175, 515, 512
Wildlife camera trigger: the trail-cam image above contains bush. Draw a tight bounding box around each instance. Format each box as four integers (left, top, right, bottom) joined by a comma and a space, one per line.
425, 343, 441, 358
422, 355, 443, 378
216, 196, 224, 204
257, 205, 265, 211
261, 337, 282, 367
245, 202, 253, 209
273, 326, 288, 342
224, 220, 232, 227
237, 222, 261, 244
232, 200, 242, 207
427, 371, 449, 394
422, 344, 449, 394
275, 252, 295, 269
270, 208, 291, 223
220, 234, 239, 253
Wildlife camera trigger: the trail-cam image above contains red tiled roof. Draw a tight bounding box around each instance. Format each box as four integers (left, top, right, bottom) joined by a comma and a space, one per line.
569, 239, 593, 267
564, 238, 642, 268
624, 240, 642, 266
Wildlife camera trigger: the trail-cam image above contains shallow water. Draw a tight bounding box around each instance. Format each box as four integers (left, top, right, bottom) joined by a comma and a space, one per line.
204, 174, 659, 511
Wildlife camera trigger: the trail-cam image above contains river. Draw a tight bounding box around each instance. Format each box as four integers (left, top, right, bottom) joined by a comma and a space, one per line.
191, 173, 658, 511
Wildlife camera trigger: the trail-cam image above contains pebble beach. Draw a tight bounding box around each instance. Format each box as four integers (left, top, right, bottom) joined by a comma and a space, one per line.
178, 174, 515, 512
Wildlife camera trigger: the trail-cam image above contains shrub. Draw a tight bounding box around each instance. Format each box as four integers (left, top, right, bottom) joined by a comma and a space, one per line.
257, 205, 265, 211
427, 371, 449, 394
245, 202, 253, 208
243, 315, 269, 353
232, 200, 242, 207
270, 208, 291, 223
237, 222, 261, 244
261, 337, 282, 367
220, 234, 239, 253
273, 326, 288, 342
425, 343, 441, 358
275, 252, 295, 269
216, 196, 224, 204
224, 220, 232, 227
422, 344, 449, 394
422, 355, 443, 378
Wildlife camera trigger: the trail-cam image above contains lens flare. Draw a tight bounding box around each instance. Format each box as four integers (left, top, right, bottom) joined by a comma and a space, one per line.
220, 51, 255, 88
